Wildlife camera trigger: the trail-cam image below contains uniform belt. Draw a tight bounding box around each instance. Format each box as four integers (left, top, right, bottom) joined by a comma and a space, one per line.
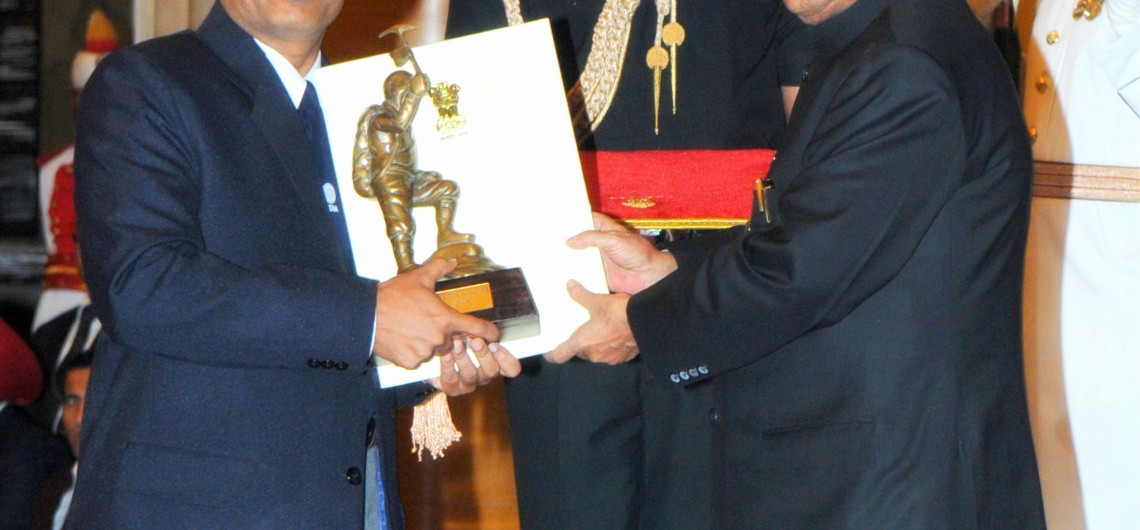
1033, 161, 1140, 202
44, 253, 87, 291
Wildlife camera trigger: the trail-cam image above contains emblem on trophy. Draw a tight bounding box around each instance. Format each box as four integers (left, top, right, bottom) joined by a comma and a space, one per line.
352, 25, 538, 340
429, 81, 467, 135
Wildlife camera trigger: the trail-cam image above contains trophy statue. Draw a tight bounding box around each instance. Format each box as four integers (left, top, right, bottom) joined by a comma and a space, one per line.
353, 26, 538, 341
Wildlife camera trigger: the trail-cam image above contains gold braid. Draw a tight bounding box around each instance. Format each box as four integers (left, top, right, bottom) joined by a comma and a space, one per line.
502, 0, 647, 143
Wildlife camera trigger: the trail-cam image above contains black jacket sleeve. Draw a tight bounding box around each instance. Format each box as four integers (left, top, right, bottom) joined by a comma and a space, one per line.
629, 45, 967, 384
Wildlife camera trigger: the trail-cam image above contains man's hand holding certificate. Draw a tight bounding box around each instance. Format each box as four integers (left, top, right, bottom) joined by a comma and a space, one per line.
547, 212, 678, 365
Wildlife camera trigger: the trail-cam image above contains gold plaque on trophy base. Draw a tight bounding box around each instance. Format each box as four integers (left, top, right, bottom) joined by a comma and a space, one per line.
435, 267, 539, 342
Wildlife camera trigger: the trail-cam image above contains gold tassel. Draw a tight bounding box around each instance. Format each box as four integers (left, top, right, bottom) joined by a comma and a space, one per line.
410, 390, 462, 461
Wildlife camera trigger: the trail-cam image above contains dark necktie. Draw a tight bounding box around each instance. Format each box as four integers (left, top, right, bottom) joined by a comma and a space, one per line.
298, 81, 356, 275
299, 80, 386, 529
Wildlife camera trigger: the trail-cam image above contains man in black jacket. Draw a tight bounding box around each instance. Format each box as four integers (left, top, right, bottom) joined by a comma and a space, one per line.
552, 0, 1046, 526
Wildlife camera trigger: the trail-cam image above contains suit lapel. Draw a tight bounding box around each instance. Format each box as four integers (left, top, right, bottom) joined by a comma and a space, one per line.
247, 82, 335, 241
194, 3, 348, 272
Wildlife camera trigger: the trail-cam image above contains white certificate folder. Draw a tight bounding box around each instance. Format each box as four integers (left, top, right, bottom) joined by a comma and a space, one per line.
310, 21, 606, 388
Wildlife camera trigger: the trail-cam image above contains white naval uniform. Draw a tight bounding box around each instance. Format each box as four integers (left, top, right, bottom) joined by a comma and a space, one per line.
1022, 0, 1140, 528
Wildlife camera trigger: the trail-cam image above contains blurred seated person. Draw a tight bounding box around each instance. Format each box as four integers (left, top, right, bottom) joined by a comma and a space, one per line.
1, 318, 72, 530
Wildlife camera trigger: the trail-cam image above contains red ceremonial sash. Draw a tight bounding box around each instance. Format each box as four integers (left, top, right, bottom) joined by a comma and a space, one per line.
580, 148, 775, 229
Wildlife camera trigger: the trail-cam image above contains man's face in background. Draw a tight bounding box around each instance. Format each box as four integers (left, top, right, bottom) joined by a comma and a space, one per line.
61, 366, 90, 456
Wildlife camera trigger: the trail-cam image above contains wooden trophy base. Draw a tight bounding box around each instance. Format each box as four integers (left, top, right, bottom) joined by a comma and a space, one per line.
435, 267, 539, 342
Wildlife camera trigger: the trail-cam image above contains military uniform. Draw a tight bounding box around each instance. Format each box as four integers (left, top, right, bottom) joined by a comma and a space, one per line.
447, 2, 814, 528
1021, 0, 1140, 527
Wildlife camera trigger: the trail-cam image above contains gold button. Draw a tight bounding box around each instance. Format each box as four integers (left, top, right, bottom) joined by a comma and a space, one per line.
1036, 75, 1050, 93
1047, 31, 1060, 45
1029, 126, 1038, 144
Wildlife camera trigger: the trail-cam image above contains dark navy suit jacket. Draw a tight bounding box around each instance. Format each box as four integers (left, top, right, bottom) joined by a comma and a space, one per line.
71, 3, 429, 527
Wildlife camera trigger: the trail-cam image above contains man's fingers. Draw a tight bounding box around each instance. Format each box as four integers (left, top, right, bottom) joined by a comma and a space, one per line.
417, 257, 458, 285
468, 338, 500, 383
452, 348, 479, 387
591, 212, 627, 232
469, 337, 490, 358
567, 229, 627, 251
449, 312, 501, 344
437, 350, 477, 396
548, 289, 636, 365
438, 352, 459, 385
470, 338, 524, 380
489, 342, 522, 377
567, 230, 600, 249
565, 229, 596, 250
431, 334, 463, 357
546, 321, 586, 363
545, 338, 579, 363
566, 279, 600, 310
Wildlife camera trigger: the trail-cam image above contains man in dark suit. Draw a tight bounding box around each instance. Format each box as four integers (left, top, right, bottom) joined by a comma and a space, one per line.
551, 0, 1046, 526
70, 0, 520, 527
